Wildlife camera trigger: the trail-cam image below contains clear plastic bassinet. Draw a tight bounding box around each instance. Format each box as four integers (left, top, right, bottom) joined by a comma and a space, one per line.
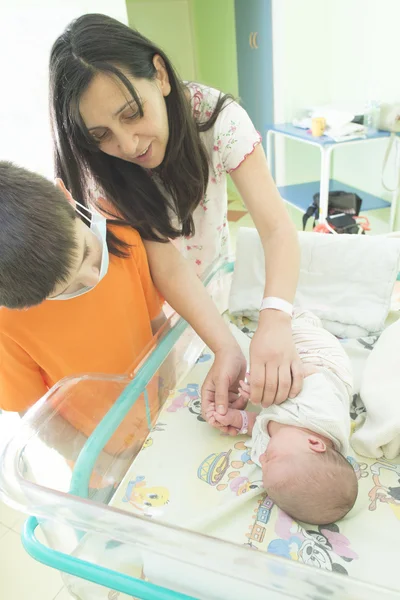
0, 259, 398, 600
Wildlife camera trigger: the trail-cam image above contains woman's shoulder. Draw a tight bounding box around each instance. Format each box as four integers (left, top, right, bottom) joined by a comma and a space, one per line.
185, 82, 226, 123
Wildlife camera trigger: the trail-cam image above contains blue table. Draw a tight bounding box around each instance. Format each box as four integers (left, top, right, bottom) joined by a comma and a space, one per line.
266, 124, 395, 229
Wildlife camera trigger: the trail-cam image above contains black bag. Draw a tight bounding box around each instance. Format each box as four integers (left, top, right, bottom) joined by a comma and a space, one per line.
302, 190, 362, 231
326, 213, 361, 234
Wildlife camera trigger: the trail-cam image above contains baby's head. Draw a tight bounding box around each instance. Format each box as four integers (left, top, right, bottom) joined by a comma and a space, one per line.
260, 426, 358, 525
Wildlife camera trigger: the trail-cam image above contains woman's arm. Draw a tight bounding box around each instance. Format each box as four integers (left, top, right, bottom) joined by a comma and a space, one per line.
144, 240, 247, 414
230, 143, 304, 406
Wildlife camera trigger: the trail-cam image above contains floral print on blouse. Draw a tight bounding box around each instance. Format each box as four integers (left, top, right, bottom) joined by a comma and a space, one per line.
171, 82, 262, 275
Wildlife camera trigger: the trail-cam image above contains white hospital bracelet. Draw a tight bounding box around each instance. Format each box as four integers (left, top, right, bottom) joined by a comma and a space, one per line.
238, 410, 248, 435
260, 296, 293, 317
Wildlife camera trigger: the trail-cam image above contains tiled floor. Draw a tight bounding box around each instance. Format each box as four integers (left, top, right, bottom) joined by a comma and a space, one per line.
0, 194, 392, 600
0, 412, 69, 599
0, 501, 67, 599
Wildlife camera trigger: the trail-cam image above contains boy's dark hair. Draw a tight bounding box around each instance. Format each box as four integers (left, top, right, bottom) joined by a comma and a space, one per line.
0, 161, 78, 309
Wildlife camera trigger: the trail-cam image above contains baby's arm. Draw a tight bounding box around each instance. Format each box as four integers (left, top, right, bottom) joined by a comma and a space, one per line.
205, 403, 257, 437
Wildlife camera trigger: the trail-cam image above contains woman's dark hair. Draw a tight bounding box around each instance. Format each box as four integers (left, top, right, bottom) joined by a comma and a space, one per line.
50, 13, 232, 254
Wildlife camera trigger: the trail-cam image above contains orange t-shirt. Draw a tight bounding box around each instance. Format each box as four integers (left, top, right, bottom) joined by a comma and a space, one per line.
0, 227, 163, 428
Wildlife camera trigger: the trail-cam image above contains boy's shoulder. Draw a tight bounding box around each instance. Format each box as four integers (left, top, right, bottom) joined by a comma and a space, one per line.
0, 304, 30, 335
107, 223, 142, 247
107, 224, 148, 265
0, 227, 150, 333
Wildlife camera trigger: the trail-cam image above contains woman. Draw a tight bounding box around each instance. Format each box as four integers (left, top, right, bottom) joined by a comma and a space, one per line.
49, 13, 303, 410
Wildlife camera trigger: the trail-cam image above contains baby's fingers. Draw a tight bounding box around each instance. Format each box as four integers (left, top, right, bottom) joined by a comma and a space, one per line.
211, 412, 234, 427
239, 380, 251, 400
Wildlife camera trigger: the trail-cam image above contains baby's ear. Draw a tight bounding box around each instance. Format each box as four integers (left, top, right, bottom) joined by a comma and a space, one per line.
55, 178, 76, 207
308, 436, 327, 453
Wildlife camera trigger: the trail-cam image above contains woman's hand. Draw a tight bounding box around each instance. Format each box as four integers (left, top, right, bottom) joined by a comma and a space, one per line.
201, 344, 247, 419
249, 310, 304, 407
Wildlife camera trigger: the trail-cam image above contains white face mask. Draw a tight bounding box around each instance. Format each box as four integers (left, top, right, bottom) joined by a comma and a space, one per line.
48, 202, 109, 301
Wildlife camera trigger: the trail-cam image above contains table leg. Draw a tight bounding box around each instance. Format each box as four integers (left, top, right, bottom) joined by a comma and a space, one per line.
319, 146, 333, 223
266, 130, 275, 180
389, 139, 400, 232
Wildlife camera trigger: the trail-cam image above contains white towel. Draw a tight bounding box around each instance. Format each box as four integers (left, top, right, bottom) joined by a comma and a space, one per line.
351, 318, 400, 459
229, 228, 400, 338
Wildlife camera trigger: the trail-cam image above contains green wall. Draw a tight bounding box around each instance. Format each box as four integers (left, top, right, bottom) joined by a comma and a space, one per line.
126, 0, 196, 81
189, 0, 240, 200
190, 0, 238, 96
126, 0, 239, 97
125, 0, 240, 199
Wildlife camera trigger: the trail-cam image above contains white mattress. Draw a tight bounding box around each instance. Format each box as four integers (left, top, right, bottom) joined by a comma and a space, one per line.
107, 316, 400, 596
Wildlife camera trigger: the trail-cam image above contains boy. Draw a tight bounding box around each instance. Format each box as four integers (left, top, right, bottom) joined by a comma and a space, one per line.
0, 162, 245, 434
0, 163, 165, 415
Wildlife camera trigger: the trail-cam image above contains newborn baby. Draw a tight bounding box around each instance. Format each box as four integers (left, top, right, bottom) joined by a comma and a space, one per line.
206, 309, 358, 525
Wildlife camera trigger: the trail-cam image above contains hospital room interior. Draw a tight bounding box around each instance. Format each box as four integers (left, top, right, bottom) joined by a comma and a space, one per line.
1, 0, 400, 599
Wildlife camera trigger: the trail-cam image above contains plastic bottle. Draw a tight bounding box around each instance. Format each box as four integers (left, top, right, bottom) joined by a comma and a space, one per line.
364, 100, 381, 133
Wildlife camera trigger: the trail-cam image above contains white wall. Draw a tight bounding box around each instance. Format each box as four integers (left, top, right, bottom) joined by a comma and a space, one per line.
272, 0, 334, 186
0, 0, 128, 178
272, 0, 400, 228
329, 0, 399, 211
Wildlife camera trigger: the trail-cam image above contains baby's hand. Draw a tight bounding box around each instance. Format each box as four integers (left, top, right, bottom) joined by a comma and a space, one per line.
239, 377, 251, 401
205, 403, 242, 437
205, 402, 231, 433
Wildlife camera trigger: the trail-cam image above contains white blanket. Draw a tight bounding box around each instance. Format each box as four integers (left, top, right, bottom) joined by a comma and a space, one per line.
229, 228, 400, 338
351, 319, 400, 459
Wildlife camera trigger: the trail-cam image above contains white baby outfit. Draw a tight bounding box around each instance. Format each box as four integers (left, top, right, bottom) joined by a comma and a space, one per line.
248, 310, 353, 466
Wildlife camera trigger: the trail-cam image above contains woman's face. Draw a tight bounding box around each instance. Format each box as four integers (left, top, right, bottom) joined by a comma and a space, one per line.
79, 56, 171, 169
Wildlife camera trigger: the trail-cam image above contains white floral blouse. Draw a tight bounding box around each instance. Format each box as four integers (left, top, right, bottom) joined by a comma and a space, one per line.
170, 82, 262, 275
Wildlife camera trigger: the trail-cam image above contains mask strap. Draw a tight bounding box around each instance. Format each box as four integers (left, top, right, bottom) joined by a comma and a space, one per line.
74, 200, 97, 225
